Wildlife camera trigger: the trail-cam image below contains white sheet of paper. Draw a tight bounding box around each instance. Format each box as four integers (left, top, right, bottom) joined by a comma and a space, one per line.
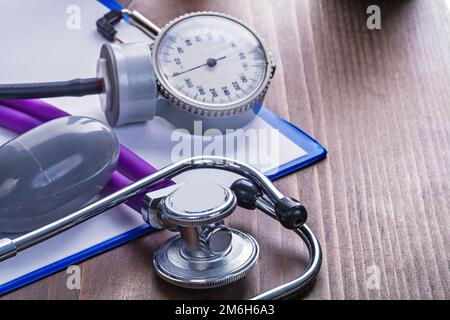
0, 0, 307, 287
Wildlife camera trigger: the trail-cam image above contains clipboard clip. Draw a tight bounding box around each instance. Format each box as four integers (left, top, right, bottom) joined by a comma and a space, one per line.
96, 9, 161, 43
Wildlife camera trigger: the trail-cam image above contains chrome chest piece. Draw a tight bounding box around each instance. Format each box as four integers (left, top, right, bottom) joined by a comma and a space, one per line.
144, 182, 259, 288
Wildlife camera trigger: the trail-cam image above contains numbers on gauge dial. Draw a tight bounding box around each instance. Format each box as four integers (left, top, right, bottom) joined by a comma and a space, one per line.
157, 18, 267, 106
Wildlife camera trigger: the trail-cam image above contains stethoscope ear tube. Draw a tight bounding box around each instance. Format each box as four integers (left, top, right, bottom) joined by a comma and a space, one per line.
0, 156, 322, 299
231, 178, 307, 230
250, 196, 322, 299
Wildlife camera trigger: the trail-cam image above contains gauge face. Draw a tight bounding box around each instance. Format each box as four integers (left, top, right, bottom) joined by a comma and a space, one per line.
154, 13, 269, 110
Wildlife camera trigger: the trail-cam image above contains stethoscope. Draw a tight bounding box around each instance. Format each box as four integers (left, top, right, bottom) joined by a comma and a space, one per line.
0, 156, 322, 300
0, 11, 276, 133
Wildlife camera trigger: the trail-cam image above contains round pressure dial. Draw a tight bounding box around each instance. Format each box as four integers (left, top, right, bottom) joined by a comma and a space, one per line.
153, 12, 275, 116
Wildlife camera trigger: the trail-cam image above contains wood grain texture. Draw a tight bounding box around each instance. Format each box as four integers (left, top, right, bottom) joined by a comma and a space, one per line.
3, 0, 450, 299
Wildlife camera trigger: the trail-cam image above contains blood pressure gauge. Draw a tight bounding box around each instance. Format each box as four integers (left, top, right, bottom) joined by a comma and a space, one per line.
98, 12, 276, 131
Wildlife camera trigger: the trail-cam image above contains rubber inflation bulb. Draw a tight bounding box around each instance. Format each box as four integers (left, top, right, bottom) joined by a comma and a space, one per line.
0, 116, 119, 233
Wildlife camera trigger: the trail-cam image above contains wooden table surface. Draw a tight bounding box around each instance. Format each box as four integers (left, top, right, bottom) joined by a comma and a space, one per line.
4, 0, 450, 300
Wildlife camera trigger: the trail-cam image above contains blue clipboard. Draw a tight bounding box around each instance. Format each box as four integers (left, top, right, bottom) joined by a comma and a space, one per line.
0, 0, 327, 296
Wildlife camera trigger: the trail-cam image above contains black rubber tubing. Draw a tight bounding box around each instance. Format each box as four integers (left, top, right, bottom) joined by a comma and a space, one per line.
0, 78, 103, 99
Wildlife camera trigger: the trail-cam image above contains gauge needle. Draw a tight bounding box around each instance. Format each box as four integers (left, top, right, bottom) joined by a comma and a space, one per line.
171, 56, 227, 77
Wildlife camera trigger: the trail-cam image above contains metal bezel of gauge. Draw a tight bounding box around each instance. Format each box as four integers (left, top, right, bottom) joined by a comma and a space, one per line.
151, 12, 276, 118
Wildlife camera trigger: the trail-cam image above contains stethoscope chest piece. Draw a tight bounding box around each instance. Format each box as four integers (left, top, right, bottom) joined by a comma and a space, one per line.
151, 181, 259, 288
154, 229, 258, 289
